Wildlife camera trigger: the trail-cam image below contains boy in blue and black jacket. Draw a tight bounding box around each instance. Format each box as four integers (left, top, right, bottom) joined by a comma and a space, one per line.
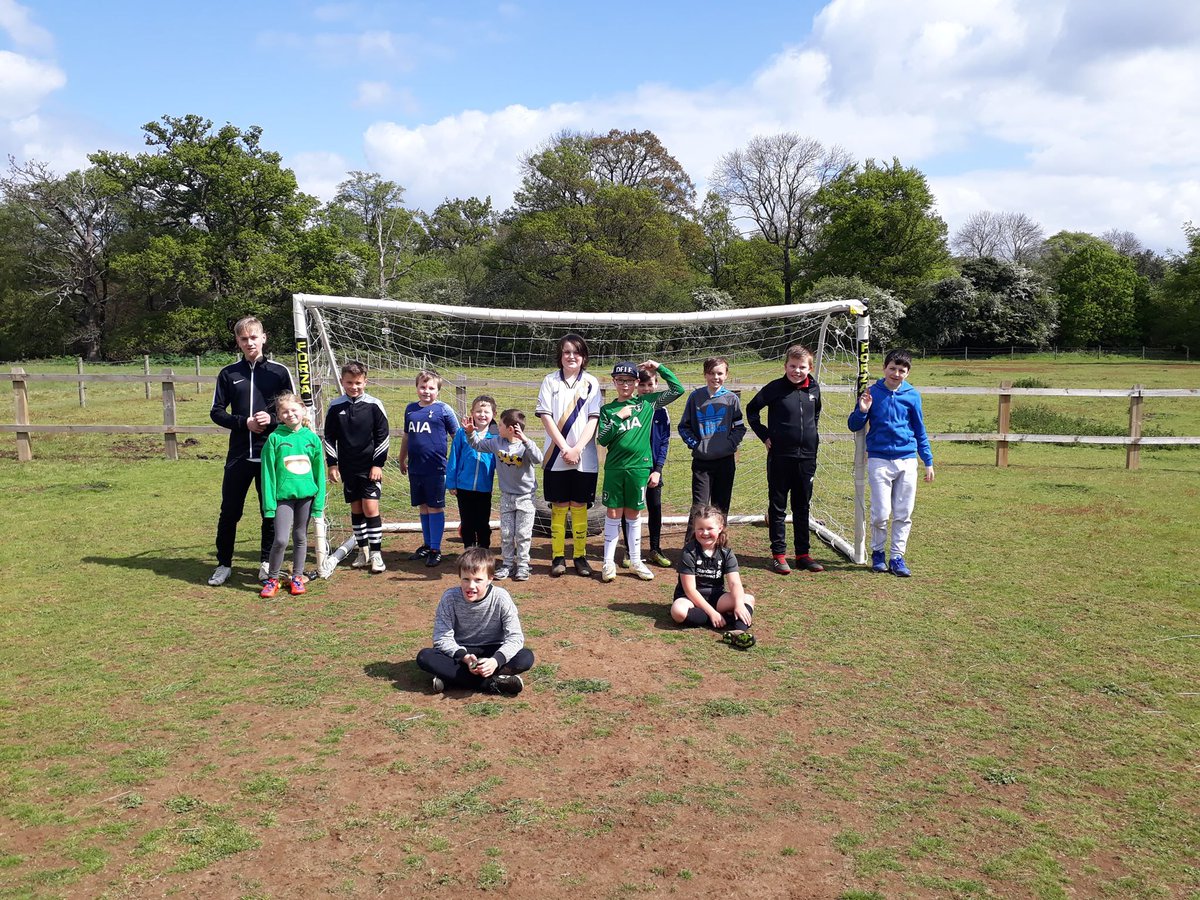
847, 348, 935, 577
746, 344, 825, 575
207, 315, 295, 587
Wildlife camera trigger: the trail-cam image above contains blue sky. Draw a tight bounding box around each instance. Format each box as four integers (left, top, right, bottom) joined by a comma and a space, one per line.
3, 0, 1198, 252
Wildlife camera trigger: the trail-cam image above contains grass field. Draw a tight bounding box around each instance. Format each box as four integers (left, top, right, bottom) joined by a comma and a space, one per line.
1, 358, 1198, 898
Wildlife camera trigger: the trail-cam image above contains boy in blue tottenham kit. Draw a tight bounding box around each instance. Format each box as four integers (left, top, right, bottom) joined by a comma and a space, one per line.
847, 348, 935, 577
398, 371, 459, 567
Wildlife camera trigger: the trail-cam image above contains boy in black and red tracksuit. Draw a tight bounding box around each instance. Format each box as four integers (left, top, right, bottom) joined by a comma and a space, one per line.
745, 344, 825, 575
207, 316, 295, 587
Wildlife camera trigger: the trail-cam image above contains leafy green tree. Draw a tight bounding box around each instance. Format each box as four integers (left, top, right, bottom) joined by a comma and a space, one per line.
689, 191, 740, 285
90, 114, 323, 341
325, 171, 421, 298
1150, 224, 1200, 350
1054, 242, 1138, 345
423, 196, 498, 298
589, 129, 695, 216
807, 158, 952, 299
711, 133, 852, 303
716, 237, 785, 307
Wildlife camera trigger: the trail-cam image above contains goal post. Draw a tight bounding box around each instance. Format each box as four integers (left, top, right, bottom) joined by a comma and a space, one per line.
292, 292, 870, 569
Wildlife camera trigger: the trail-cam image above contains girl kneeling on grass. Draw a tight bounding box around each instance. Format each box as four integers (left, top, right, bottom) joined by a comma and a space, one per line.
670, 504, 756, 649
260, 393, 326, 598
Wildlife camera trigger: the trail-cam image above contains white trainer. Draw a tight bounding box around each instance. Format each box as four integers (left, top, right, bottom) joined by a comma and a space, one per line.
317, 558, 336, 579
207, 565, 232, 586
601, 561, 617, 583
631, 561, 655, 581
350, 546, 370, 569
431, 677, 445, 692
369, 551, 386, 573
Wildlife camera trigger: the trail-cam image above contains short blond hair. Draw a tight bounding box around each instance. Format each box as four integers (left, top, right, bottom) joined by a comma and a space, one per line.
233, 316, 264, 337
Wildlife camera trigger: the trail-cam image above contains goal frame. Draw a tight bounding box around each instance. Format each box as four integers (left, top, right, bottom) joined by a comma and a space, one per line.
292, 292, 871, 567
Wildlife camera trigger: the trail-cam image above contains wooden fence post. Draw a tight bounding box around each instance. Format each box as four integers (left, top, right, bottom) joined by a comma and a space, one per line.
996, 380, 1012, 468
11, 366, 32, 462
195, 356, 202, 394
143, 355, 151, 400
455, 375, 468, 419
162, 370, 178, 460
1127, 384, 1143, 470
78, 357, 86, 408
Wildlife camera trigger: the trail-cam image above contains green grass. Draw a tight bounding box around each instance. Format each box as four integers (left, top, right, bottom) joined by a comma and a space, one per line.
0, 358, 1197, 896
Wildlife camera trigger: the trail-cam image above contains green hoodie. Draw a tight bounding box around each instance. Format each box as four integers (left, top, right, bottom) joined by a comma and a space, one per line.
261, 425, 326, 518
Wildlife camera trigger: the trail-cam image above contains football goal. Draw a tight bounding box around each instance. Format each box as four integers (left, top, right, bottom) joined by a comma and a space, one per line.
291, 293, 871, 571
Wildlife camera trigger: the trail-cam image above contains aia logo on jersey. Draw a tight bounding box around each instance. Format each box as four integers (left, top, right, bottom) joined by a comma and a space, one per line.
408, 420, 432, 434
617, 417, 642, 433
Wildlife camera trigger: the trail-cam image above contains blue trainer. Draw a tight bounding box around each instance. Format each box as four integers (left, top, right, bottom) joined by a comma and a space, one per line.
871, 550, 888, 573
889, 556, 912, 577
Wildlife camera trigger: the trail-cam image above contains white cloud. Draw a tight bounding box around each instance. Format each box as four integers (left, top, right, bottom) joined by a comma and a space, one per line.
0, 49, 65, 118
0, 0, 53, 51
356, 0, 1197, 250
288, 150, 353, 203
353, 80, 418, 113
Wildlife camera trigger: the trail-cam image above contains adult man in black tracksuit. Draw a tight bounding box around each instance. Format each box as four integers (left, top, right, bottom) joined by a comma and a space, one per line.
207, 316, 295, 586
745, 345, 825, 575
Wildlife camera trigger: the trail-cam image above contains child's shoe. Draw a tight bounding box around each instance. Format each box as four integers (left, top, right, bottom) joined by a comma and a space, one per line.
370, 551, 386, 573
492, 674, 524, 696
631, 561, 655, 581
431, 677, 445, 693
770, 554, 792, 575
258, 561, 271, 583
207, 565, 232, 587
550, 556, 567, 577
289, 576, 306, 595
649, 548, 671, 567
600, 561, 617, 583
260, 577, 280, 599
573, 556, 593, 577
407, 545, 430, 561
351, 546, 370, 568
871, 550, 888, 573
425, 551, 443, 568
494, 565, 512, 580
796, 554, 825, 573
889, 556, 912, 577
513, 567, 530, 581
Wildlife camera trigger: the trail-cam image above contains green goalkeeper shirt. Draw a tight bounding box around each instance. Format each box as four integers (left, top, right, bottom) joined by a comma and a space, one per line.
596, 365, 684, 472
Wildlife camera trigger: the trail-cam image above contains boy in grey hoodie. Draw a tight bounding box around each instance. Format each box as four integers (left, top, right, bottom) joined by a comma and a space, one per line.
467, 408, 545, 580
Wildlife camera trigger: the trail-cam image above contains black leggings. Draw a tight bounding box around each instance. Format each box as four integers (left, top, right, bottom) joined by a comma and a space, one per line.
456, 489, 493, 548
416, 644, 535, 689
215, 458, 272, 567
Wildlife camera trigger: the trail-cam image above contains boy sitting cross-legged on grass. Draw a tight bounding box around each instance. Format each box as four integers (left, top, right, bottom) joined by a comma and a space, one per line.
323, 360, 390, 574
847, 348, 935, 577
465, 408, 544, 582
597, 360, 683, 582
416, 547, 534, 696
398, 370, 459, 568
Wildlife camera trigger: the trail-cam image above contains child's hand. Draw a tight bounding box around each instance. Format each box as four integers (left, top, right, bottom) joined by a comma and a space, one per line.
461, 416, 475, 434
561, 446, 580, 466
734, 602, 753, 627
369, 466, 383, 482
648, 471, 661, 488
925, 465, 935, 483
617, 405, 633, 420
858, 390, 873, 413
639, 360, 660, 372
471, 657, 498, 678
399, 459, 408, 476
709, 610, 727, 629
328, 464, 341, 484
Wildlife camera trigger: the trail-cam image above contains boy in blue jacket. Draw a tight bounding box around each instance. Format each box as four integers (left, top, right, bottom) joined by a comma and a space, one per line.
847, 349, 935, 577
447, 395, 499, 549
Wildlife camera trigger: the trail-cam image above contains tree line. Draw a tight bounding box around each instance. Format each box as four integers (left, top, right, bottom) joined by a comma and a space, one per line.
1, 114, 1197, 360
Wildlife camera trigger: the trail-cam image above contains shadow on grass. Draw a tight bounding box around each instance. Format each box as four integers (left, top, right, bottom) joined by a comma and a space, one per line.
608, 601, 677, 630
81, 548, 261, 585
363, 659, 427, 693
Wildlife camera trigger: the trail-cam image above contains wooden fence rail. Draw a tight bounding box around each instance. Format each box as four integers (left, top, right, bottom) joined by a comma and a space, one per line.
5, 367, 1200, 466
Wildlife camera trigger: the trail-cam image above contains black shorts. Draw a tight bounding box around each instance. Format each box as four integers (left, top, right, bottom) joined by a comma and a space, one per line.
342, 472, 382, 504
673, 581, 725, 605
543, 468, 597, 505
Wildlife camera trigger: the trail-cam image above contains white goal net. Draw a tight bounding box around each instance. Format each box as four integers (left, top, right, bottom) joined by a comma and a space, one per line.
292, 294, 870, 568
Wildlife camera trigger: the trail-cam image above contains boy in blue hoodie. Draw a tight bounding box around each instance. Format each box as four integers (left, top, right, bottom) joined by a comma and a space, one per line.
847, 349, 935, 577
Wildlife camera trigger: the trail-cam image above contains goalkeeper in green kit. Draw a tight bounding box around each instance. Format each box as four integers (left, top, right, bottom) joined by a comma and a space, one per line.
597, 360, 683, 582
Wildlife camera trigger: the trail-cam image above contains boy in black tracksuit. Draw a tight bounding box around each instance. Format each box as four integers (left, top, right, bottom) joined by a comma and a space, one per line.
208, 316, 295, 586
745, 345, 824, 575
